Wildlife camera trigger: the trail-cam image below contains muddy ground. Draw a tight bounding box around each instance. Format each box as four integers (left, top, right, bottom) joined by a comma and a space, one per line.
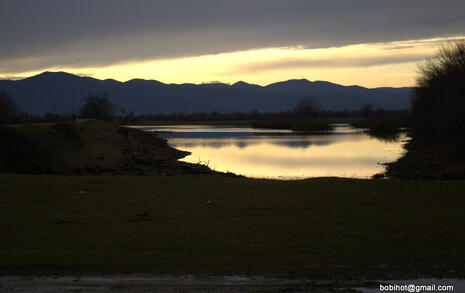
0, 275, 382, 292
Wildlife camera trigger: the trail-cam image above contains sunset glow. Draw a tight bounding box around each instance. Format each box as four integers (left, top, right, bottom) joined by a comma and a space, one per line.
2, 36, 463, 88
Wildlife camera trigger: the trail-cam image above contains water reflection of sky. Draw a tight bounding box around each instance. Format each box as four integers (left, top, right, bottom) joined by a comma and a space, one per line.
136, 125, 293, 133
137, 124, 408, 179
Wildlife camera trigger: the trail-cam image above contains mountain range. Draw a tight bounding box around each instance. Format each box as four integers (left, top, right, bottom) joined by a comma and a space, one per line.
0, 72, 412, 115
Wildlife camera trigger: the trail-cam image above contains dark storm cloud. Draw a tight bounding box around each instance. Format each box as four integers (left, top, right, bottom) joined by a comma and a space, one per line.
1, 0, 465, 73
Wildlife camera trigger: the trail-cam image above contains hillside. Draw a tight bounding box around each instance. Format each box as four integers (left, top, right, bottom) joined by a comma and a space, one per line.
0, 120, 212, 175
0, 72, 412, 115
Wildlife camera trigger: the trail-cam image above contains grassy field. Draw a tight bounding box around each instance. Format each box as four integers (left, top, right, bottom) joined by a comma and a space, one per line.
1, 174, 464, 278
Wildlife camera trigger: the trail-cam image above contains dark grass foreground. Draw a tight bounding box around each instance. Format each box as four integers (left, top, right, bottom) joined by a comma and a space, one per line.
0, 174, 464, 278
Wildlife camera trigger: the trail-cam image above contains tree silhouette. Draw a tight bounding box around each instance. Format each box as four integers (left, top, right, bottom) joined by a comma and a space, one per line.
360, 104, 373, 118
79, 91, 116, 121
387, 40, 465, 179
412, 41, 465, 141
0, 90, 20, 125
293, 96, 320, 117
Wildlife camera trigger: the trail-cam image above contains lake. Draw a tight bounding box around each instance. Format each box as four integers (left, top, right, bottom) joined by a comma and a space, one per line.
138, 124, 408, 179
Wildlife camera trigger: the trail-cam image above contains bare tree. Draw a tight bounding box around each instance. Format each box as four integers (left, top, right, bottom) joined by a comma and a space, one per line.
360, 104, 373, 118
387, 41, 465, 179
412, 40, 465, 140
293, 96, 320, 117
79, 91, 116, 121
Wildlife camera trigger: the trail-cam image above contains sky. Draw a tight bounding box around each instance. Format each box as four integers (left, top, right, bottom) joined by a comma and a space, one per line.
1, 0, 465, 88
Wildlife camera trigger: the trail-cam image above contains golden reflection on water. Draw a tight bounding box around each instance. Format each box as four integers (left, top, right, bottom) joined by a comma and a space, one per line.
143, 125, 408, 179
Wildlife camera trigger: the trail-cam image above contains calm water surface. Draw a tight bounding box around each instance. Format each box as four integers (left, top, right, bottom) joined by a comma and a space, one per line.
138, 124, 408, 179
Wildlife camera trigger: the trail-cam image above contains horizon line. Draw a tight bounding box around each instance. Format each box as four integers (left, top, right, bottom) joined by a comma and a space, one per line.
1, 70, 413, 90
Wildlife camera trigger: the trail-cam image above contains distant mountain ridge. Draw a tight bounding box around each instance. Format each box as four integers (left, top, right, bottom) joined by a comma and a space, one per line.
0, 72, 412, 115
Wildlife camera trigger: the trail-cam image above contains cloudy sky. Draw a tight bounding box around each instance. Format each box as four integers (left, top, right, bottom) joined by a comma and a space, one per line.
1, 0, 464, 87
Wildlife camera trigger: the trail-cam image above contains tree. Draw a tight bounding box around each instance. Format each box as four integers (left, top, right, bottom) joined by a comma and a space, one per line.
293, 96, 320, 117
0, 90, 20, 125
79, 91, 116, 121
360, 104, 373, 118
386, 40, 465, 179
412, 41, 465, 141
